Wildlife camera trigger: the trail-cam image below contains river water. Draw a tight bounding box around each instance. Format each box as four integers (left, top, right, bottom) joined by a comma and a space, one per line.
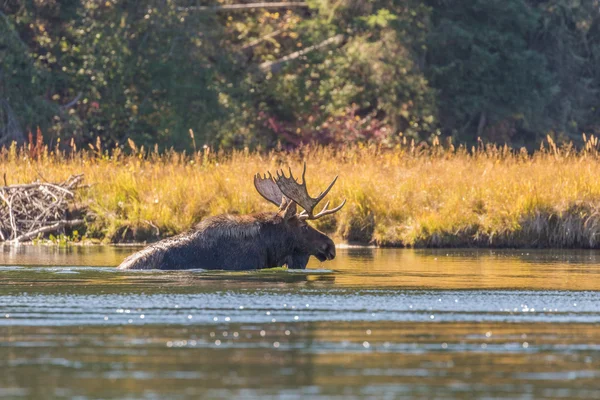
1, 246, 600, 399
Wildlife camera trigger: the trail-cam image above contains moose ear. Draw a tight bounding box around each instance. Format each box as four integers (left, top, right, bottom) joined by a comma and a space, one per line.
278, 199, 297, 220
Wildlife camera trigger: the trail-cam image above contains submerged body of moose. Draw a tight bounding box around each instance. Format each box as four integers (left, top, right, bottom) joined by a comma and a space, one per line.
117, 164, 345, 270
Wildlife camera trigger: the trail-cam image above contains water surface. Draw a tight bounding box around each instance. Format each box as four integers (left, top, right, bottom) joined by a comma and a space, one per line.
2, 246, 600, 399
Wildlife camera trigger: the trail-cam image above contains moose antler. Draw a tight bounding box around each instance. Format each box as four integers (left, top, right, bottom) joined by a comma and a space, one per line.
253, 172, 286, 207
274, 163, 346, 220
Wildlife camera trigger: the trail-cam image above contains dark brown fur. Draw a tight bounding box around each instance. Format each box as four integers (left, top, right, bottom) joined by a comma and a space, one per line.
117, 210, 335, 270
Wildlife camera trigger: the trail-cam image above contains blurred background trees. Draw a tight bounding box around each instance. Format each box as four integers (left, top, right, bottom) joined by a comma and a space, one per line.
1, 0, 599, 150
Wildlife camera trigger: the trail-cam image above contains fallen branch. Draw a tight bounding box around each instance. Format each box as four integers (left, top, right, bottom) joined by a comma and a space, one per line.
242, 29, 283, 51
9, 219, 84, 243
0, 190, 17, 239
0, 174, 85, 242
259, 34, 345, 74
59, 92, 83, 110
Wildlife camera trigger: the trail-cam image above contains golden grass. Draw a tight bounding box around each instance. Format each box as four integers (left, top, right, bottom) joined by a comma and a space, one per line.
4, 135, 600, 247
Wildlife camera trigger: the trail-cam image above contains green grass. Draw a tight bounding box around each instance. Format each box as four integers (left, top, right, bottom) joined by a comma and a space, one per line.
4, 135, 600, 248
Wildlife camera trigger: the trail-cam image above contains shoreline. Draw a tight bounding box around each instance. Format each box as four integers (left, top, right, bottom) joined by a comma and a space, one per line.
5, 240, 600, 250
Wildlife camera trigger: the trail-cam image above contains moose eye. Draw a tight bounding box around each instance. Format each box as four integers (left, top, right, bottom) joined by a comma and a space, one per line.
301, 225, 309, 232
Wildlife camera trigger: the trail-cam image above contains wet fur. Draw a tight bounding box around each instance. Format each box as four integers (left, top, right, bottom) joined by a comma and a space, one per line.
117, 212, 332, 270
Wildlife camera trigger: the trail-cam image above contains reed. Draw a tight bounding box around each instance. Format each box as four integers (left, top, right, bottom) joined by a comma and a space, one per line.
4, 134, 600, 248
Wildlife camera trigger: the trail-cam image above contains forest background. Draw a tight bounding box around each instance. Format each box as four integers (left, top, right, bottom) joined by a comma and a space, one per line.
2, 0, 600, 151
3, 0, 600, 247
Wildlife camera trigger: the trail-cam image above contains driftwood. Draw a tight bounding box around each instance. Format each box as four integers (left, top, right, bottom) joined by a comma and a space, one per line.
0, 174, 85, 243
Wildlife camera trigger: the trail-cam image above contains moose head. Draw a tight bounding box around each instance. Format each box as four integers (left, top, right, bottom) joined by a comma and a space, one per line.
254, 163, 346, 268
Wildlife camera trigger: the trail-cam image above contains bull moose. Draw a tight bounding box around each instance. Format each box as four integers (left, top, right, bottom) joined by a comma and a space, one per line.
117, 164, 346, 270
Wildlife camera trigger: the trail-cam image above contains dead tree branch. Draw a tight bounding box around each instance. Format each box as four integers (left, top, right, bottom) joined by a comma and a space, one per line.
259, 34, 345, 74
0, 174, 85, 243
11, 220, 85, 243
60, 92, 83, 110
242, 29, 283, 51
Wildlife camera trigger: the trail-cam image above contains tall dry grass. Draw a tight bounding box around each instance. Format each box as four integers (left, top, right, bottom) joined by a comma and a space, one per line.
4, 134, 600, 247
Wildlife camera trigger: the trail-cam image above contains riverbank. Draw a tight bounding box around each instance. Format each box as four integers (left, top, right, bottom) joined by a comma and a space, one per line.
3, 137, 600, 248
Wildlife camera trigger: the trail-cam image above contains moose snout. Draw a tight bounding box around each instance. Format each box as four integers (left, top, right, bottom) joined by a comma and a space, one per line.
313, 241, 336, 262
321, 242, 336, 260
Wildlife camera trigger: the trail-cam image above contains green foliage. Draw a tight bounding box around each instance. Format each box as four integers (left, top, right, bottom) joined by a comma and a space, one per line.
0, 8, 57, 142
32, 230, 85, 246
21, 1, 230, 149
426, 0, 554, 144
534, 0, 600, 141
238, 0, 438, 145
362, 9, 398, 28
1, 0, 600, 149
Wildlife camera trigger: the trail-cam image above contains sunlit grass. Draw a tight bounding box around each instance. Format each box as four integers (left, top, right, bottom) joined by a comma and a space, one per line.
4, 134, 600, 247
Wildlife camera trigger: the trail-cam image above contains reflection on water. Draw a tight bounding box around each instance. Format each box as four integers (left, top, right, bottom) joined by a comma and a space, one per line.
329, 247, 600, 290
3, 322, 600, 399
1, 244, 134, 267
2, 245, 600, 399
4, 245, 600, 290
